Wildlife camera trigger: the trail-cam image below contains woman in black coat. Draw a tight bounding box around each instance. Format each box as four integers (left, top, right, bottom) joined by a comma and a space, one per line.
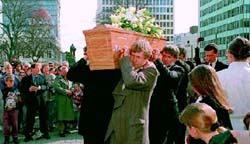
67, 58, 121, 144
189, 65, 233, 129
187, 65, 233, 144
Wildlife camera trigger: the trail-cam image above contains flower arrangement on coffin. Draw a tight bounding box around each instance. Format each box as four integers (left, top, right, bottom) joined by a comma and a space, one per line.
83, 6, 166, 70
110, 6, 164, 38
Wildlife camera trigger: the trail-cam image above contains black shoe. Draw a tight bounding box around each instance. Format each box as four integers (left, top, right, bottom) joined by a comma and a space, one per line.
59, 133, 65, 137
24, 136, 33, 142
13, 137, 19, 144
64, 130, 71, 134
4, 136, 10, 144
36, 134, 50, 140
48, 127, 54, 132
43, 134, 50, 139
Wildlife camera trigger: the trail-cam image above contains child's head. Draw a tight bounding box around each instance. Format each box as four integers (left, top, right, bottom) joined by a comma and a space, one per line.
5, 75, 15, 88
4, 62, 13, 74
243, 112, 250, 130
73, 83, 81, 91
179, 103, 219, 139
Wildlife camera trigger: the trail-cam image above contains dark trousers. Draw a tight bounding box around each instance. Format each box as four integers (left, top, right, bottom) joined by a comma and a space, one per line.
3, 109, 19, 137
18, 103, 25, 132
149, 117, 186, 144
46, 100, 56, 128
24, 102, 49, 137
79, 106, 114, 144
164, 120, 186, 144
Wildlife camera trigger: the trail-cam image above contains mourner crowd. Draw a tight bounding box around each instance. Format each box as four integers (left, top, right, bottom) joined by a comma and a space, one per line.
1, 36, 250, 144
0, 60, 83, 144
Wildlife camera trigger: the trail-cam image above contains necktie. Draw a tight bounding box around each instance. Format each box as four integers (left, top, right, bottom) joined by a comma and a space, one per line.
34, 75, 38, 86
33, 75, 41, 105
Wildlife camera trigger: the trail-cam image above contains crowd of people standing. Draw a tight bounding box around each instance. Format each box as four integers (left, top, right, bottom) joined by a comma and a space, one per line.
0, 60, 83, 144
68, 36, 250, 144
0, 35, 249, 144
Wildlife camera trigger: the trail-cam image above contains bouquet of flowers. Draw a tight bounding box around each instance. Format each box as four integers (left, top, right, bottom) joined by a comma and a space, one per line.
110, 6, 163, 38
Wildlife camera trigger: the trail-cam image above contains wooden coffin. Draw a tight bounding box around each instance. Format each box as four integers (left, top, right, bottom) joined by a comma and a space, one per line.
83, 24, 167, 70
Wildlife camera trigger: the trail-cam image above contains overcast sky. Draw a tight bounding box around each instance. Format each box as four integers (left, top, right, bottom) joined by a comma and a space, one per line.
60, 0, 198, 60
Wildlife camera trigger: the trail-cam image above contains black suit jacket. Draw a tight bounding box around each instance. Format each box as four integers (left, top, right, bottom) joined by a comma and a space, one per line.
213, 61, 228, 72
20, 74, 47, 108
150, 59, 185, 120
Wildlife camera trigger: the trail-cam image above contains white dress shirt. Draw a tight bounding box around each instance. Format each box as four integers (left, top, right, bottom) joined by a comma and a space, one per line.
209, 58, 217, 68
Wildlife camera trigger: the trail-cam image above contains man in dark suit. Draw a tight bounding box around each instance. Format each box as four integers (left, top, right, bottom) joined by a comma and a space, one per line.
20, 63, 50, 142
149, 45, 186, 144
194, 40, 228, 72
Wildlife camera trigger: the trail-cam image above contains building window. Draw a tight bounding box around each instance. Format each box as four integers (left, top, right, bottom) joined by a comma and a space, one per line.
245, 4, 250, 13
244, 20, 250, 27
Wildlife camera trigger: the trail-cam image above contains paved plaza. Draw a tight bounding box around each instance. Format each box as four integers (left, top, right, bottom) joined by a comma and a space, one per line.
0, 127, 84, 144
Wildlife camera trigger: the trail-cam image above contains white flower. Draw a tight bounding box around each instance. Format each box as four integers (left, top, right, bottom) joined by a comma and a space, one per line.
128, 7, 136, 13
110, 6, 163, 38
125, 11, 138, 22
146, 27, 151, 32
136, 8, 146, 16
110, 15, 121, 24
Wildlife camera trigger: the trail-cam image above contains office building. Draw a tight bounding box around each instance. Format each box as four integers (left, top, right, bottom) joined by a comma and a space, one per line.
174, 26, 199, 61
199, 0, 250, 62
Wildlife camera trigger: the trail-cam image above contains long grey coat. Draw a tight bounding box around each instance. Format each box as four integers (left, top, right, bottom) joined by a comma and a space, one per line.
105, 56, 159, 144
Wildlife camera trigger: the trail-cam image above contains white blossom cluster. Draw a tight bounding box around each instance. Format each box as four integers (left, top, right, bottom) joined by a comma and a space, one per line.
110, 6, 163, 38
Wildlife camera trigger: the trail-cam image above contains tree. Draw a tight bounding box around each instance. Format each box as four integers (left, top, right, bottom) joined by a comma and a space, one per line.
0, 0, 31, 61
20, 6, 58, 62
0, 1, 58, 63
